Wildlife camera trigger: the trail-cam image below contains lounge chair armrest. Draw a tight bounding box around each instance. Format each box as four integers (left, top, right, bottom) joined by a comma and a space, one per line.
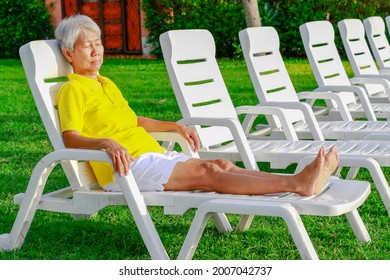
39, 149, 117, 188
41, 149, 113, 166
250, 101, 324, 140
314, 85, 377, 121
235, 105, 298, 140
38, 149, 151, 195
297, 91, 353, 121
149, 132, 198, 158
179, 117, 258, 170
351, 73, 390, 81
350, 75, 390, 84
350, 76, 390, 102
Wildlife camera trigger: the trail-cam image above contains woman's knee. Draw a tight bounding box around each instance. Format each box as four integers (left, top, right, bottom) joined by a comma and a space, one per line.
192, 160, 234, 180
212, 159, 236, 171
196, 161, 224, 177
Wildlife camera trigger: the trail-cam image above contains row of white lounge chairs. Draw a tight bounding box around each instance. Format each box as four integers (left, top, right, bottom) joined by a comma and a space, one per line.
1, 16, 390, 260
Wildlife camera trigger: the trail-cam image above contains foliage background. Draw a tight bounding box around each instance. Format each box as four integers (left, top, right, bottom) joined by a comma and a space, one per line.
142, 0, 245, 58
0, 0, 53, 58
0, 0, 388, 58
143, 0, 390, 58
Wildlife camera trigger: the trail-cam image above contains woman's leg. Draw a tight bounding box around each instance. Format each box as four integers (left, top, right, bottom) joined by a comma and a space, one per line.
164, 146, 338, 196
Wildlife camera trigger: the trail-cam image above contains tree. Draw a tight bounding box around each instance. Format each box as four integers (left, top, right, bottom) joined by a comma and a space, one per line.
242, 0, 261, 27
0, 0, 53, 58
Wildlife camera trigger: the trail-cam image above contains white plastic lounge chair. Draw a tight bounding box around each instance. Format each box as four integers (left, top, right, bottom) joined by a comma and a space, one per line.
0, 39, 235, 260
364, 16, 390, 72
159, 29, 390, 217
0, 40, 371, 260
238, 26, 390, 141
300, 20, 390, 120
338, 19, 390, 104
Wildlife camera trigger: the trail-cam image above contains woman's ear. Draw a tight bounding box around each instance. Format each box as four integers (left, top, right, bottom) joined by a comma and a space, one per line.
62, 48, 73, 64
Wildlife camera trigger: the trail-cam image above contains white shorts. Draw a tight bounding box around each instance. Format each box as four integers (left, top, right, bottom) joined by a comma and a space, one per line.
103, 151, 191, 192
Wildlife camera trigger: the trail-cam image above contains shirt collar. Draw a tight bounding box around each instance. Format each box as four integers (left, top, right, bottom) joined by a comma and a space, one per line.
67, 73, 108, 91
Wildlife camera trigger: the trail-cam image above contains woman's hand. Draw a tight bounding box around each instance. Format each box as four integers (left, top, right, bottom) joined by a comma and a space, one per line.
103, 139, 134, 176
62, 130, 133, 176
137, 117, 200, 153
176, 123, 200, 153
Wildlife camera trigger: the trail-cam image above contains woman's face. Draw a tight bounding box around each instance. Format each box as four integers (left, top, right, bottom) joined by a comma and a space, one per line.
63, 29, 104, 79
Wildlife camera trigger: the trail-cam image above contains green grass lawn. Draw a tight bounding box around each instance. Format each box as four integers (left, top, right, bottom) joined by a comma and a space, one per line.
0, 57, 389, 260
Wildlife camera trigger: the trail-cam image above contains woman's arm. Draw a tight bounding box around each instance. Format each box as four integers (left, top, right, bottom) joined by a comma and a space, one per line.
62, 130, 133, 176
137, 117, 200, 152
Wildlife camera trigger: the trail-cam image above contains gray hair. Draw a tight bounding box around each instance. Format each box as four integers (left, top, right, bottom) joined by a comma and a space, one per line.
55, 14, 101, 52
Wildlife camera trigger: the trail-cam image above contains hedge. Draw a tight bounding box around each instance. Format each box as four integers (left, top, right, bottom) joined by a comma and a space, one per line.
142, 0, 390, 58
0, 0, 54, 58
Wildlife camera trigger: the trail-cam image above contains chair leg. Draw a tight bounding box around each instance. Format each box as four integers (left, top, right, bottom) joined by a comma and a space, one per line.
177, 199, 318, 260
0, 160, 56, 251
347, 161, 390, 216
237, 215, 255, 230
211, 213, 233, 233
346, 166, 359, 180
345, 210, 371, 242
116, 175, 170, 260
356, 160, 390, 216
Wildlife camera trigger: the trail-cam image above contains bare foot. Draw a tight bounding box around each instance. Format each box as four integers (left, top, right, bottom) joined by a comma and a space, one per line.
295, 147, 325, 196
313, 145, 339, 194
325, 145, 339, 171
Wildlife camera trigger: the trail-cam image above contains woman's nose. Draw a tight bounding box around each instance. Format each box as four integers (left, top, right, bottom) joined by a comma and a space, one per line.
91, 45, 99, 56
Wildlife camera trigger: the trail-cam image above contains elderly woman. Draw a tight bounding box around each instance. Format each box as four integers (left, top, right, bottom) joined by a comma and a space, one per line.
55, 14, 338, 195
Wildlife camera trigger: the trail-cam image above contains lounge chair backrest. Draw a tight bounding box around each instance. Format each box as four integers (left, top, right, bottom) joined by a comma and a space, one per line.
300, 21, 350, 86
338, 19, 379, 75
239, 27, 305, 125
19, 40, 98, 190
364, 16, 390, 69
338, 19, 384, 95
160, 29, 238, 148
300, 21, 357, 105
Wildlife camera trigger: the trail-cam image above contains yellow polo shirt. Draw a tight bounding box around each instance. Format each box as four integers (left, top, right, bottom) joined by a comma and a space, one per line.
57, 73, 165, 186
